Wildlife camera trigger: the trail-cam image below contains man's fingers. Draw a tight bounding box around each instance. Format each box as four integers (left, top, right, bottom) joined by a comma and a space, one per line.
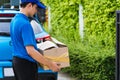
57, 63, 61, 66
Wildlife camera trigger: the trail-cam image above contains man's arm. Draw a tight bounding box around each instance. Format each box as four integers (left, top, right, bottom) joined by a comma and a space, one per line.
26, 46, 60, 72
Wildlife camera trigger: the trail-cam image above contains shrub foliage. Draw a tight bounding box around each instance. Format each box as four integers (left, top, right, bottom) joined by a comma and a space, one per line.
41, 0, 120, 79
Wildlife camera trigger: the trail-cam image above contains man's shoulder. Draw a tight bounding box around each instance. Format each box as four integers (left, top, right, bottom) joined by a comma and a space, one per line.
14, 15, 29, 25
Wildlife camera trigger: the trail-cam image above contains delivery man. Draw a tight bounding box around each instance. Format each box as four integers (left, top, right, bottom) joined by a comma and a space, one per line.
10, 0, 60, 80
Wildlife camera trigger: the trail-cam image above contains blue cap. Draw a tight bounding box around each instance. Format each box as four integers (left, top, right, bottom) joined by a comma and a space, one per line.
21, 0, 46, 9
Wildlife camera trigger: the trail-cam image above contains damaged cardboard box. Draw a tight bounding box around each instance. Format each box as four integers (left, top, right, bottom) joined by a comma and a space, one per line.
37, 38, 70, 70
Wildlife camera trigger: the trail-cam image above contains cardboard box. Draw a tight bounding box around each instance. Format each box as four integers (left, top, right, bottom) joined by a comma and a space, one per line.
37, 38, 70, 70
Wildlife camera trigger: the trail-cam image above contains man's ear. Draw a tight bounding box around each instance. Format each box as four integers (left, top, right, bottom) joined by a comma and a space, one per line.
27, 3, 33, 8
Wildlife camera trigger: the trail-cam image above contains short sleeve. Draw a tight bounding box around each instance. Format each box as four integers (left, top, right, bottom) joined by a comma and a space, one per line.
21, 23, 35, 47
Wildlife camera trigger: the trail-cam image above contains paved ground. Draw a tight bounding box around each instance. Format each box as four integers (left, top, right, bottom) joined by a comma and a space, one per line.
57, 72, 76, 80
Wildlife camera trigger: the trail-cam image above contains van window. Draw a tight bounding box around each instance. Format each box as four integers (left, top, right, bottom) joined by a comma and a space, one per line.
0, 19, 44, 36
0, 22, 10, 32
30, 20, 43, 34
0, 22, 10, 36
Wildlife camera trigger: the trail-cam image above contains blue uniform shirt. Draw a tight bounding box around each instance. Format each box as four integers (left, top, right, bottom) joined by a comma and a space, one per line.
10, 13, 37, 62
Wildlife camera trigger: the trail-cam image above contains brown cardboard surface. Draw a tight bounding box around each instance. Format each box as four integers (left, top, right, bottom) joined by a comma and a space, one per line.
37, 39, 70, 70
42, 47, 70, 70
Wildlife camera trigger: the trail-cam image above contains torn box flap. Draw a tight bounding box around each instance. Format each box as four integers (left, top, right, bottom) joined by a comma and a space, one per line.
37, 41, 58, 50
51, 37, 67, 47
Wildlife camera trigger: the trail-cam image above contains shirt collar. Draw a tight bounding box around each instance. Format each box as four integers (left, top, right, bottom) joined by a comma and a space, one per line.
17, 13, 29, 21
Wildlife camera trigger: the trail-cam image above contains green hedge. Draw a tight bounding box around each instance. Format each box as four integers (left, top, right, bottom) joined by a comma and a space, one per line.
65, 41, 115, 80
41, 0, 119, 79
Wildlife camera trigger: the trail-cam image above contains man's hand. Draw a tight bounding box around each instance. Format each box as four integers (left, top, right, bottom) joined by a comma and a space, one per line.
48, 62, 61, 72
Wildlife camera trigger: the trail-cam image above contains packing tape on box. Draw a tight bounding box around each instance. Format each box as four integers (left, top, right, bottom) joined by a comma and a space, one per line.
44, 52, 69, 62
